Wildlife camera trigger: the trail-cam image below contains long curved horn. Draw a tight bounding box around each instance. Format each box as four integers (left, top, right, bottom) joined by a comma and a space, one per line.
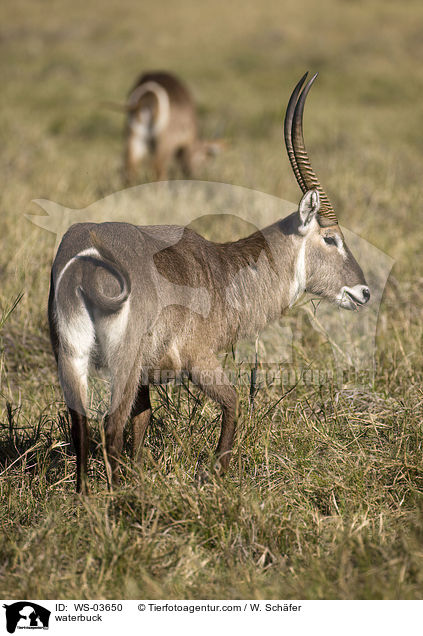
285, 73, 338, 225
284, 72, 308, 193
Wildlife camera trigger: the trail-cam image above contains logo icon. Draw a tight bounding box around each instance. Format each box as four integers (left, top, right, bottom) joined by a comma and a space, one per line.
3, 602, 51, 633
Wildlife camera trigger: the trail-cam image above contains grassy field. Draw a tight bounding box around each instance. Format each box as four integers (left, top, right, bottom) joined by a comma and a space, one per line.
1, 0, 423, 599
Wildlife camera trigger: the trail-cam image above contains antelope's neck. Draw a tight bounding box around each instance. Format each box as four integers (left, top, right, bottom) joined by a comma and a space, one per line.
220, 215, 304, 343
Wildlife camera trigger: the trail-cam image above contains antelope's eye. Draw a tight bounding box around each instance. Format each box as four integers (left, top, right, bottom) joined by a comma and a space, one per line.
324, 236, 337, 246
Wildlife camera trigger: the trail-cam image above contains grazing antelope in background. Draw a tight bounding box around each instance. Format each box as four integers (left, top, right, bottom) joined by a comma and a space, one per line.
121, 71, 223, 183
49, 73, 370, 493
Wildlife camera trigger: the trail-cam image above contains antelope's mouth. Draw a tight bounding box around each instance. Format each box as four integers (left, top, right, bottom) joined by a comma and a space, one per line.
338, 285, 371, 311
344, 290, 366, 308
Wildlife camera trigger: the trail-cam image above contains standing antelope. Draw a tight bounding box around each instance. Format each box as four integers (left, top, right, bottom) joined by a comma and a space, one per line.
122, 71, 222, 183
49, 73, 370, 493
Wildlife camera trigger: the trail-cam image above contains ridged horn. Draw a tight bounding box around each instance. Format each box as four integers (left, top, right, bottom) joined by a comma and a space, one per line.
284, 72, 338, 225
284, 72, 308, 193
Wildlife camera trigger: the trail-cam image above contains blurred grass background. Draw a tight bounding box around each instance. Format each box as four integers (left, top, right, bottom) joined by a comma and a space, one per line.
0, 0, 423, 599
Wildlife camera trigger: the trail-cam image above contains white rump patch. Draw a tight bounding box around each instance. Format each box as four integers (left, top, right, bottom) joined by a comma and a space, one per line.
56, 299, 95, 400
94, 299, 130, 365
55, 247, 131, 380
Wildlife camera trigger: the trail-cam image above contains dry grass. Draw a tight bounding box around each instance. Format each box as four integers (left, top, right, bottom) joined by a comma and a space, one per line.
0, 0, 423, 599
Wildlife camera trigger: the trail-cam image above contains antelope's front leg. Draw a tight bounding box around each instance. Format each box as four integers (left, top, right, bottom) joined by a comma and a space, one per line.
130, 384, 152, 463
215, 385, 238, 473
190, 356, 238, 475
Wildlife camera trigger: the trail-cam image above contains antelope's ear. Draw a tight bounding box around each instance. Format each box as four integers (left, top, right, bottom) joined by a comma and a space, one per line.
298, 189, 320, 233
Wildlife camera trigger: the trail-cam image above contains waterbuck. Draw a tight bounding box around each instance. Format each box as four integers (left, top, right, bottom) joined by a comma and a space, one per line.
49, 73, 370, 493
121, 71, 223, 183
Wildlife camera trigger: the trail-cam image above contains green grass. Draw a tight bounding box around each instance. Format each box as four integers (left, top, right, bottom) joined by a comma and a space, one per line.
1, 0, 423, 599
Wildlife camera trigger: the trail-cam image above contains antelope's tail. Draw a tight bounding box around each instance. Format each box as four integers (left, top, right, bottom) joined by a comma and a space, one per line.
77, 231, 131, 313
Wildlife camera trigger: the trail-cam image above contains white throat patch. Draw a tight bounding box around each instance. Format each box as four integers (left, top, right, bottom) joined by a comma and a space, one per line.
289, 238, 307, 308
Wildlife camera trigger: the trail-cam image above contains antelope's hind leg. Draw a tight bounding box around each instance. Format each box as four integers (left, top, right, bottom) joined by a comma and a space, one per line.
123, 129, 149, 186
57, 353, 90, 494
69, 408, 89, 495
152, 142, 173, 180
177, 145, 194, 179
104, 366, 143, 485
